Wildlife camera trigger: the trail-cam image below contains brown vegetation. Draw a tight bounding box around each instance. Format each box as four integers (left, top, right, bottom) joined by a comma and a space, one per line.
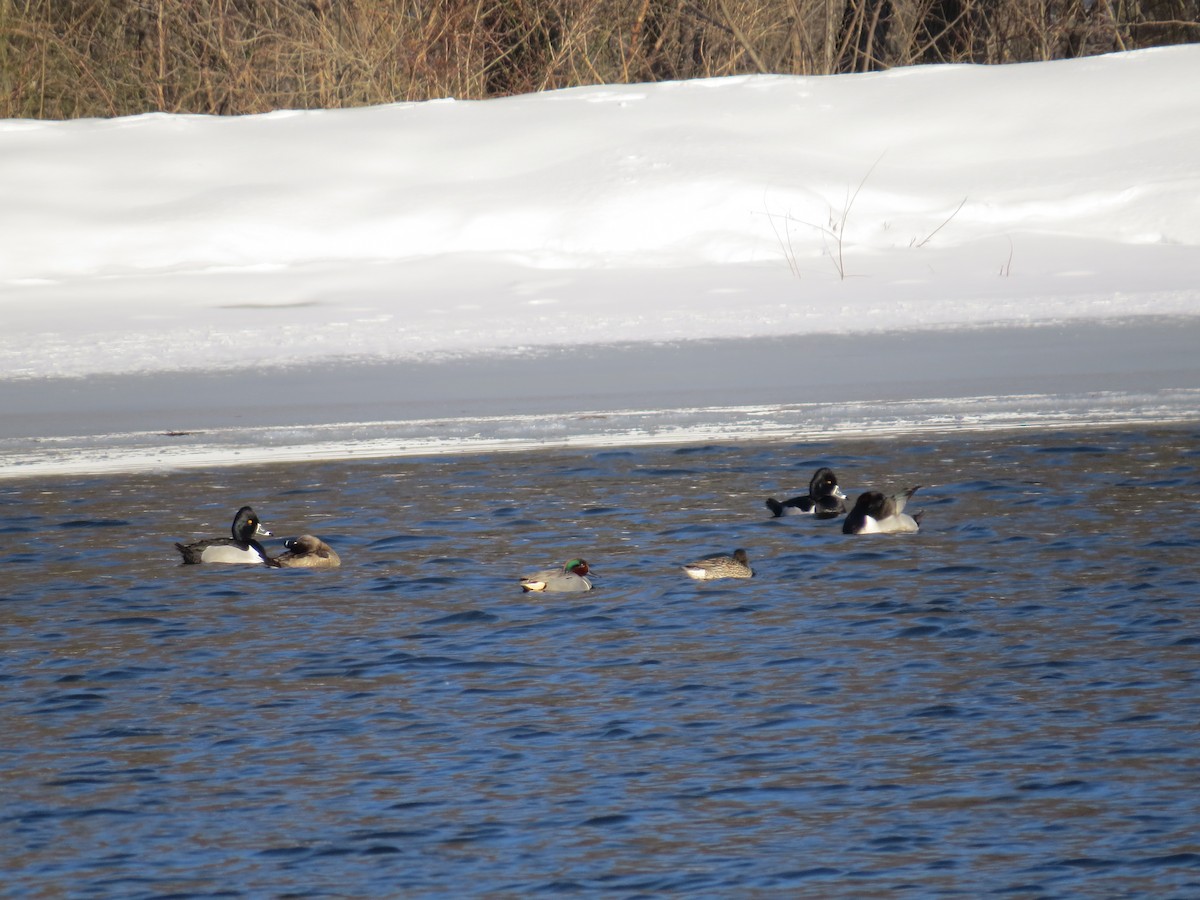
2, 0, 1197, 119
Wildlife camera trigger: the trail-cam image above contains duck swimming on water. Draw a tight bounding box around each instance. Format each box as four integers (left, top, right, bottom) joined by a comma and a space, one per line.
766, 467, 847, 519
520, 558, 594, 592
175, 506, 273, 565
842, 487, 923, 535
272, 534, 341, 568
682, 548, 754, 580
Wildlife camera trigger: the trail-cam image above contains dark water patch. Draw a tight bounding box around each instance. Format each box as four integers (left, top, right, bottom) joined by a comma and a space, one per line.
0, 524, 37, 535
57, 518, 131, 529
367, 576, 406, 592
943, 627, 982, 638
673, 445, 729, 456
1146, 538, 1196, 549
498, 517, 542, 529
368, 533, 445, 549
838, 549, 896, 562
1036, 444, 1113, 455
945, 479, 1010, 493
1017, 779, 1092, 792
34, 691, 107, 711
14, 806, 139, 823
402, 575, 461, 588
1120, 476, 1189, 488
1000, 658, 1087, 671
655, 520, 731, 538
908, 704, 974, 719
1044, 856, 1124, 870
92, 616, 166, 627
259, 845, 313, 859
421, 609, 499, 625
774, 866, 845, 881
1133, 853, 1200, 867
75, 727, 165, 740
929, 564, 990, 575
420, 555, 478, 566
868, 833, 934, 851
581, 813, 632, 827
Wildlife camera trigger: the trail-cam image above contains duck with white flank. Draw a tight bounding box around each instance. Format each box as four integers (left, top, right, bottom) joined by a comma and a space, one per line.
842, 486, 923, 535
766, 467, 848, 519
175, 506, 273, 565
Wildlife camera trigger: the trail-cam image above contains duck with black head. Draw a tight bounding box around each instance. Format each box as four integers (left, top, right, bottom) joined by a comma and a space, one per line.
175, 506, 273, 565
766, 466, 848, 519
842, 486, 923, 535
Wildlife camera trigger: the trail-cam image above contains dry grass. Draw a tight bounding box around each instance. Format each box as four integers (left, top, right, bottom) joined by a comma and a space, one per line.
1, 0, 1197, 118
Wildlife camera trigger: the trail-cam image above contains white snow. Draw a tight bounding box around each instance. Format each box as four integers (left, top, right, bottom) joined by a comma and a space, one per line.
1, 46, 1198, 476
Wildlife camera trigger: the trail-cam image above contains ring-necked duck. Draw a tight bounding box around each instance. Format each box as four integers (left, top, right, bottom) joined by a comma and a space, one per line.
842, 486, 923, 534
766, 467, 848, 519
175, 506, 272, 565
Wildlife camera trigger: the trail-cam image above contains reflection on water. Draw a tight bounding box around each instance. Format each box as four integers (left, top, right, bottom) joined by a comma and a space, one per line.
3, 427, 1199, 896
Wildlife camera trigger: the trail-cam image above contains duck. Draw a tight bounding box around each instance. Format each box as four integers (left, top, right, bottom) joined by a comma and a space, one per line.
175, 506, 273, 565
520, 558, 594, 592
766, 466, 847, 519
682, 548, 754, 580
842, 486, 923, 535
272, 534, 341, 568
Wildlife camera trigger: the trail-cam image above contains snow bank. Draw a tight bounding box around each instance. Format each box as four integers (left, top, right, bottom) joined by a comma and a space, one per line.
1, 46, 1197, 380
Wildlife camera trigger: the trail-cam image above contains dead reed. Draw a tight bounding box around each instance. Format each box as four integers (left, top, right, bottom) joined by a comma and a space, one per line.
2, 0, 1196, 118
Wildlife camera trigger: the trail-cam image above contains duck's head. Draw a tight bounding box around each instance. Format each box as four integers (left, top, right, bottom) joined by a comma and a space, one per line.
284, 535, 322, 554
851, 491, 886, 517
812, 467, 846, 499
232, 506, 271, 541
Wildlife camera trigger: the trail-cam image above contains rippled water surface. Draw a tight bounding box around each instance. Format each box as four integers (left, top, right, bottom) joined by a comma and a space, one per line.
4, 427, 1199, 897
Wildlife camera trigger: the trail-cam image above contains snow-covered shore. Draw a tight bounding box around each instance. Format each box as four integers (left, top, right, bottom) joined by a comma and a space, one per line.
1, 47, 1197, 477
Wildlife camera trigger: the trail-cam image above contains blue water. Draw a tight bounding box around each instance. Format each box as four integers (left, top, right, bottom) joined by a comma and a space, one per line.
3, 427, 1199, 897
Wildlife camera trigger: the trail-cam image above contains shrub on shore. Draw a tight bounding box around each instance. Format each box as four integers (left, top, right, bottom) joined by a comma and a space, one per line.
2, 0, 1196, 119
